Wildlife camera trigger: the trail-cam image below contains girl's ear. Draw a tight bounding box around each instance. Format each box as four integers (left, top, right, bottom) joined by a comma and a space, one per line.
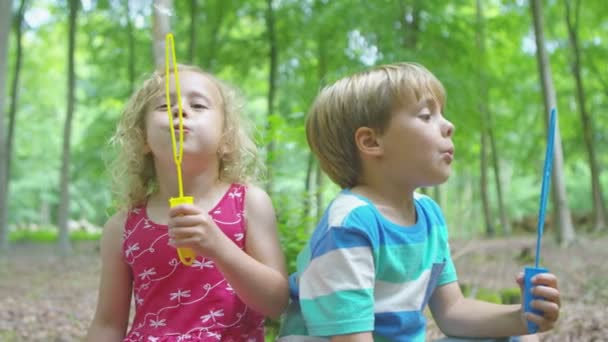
355, 126, 383, 158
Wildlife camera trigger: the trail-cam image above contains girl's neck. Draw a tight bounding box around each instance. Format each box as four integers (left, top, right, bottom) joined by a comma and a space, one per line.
153, 157, 226, 204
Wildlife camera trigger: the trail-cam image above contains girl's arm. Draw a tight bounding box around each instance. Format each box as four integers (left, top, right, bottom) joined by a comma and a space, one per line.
211, 185, 289, 319
86, 211, 133, 342
168, 185, 289, 318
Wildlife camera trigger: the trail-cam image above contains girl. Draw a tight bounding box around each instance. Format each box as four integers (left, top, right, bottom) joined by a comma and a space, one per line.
86, 64, 289, 342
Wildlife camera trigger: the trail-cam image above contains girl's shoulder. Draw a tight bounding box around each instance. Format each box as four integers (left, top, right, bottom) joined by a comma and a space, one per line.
103, 210, 129, 235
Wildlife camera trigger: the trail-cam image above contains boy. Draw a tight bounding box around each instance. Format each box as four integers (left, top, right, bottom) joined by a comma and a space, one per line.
278, 63, 560, 341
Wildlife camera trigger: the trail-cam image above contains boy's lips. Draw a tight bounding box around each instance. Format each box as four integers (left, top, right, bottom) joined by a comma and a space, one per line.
441, 147, 454, 162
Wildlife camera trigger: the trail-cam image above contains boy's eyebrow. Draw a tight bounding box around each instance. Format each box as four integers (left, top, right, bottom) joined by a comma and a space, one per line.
424, 98, 436, 110
419, 97, 440, 112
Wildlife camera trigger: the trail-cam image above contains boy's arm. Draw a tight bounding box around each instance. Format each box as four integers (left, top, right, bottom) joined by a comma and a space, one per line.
429, 281, 526, 338
429, 272, 560, 338
331, 332, 374, 342
210, 185, 289, 319
86, 211, 132, 342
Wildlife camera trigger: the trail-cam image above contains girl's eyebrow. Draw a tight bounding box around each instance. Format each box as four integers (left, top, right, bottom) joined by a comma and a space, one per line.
188, 91, 211, 104
160, 91, 212, 104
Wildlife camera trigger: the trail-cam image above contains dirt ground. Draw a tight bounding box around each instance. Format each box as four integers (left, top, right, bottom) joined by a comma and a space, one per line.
1, 235, 607, 341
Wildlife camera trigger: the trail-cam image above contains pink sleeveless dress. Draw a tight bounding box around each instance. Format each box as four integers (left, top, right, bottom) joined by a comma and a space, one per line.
121, 184, 265, 342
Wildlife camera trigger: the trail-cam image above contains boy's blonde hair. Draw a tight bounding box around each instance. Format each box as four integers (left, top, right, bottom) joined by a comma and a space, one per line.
110, 64, 260, 209
306, 62, 445, 189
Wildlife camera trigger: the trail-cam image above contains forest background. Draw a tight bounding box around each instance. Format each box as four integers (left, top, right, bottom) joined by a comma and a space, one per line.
0, 0, 606, 340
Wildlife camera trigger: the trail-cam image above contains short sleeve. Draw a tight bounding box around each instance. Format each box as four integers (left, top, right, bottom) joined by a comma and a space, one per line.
299, 225, 376, 337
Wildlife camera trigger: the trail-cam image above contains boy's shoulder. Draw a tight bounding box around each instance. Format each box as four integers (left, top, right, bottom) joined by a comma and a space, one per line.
323, 190, 377, 229
323, 191, 445, 227
413, 192, 446, 222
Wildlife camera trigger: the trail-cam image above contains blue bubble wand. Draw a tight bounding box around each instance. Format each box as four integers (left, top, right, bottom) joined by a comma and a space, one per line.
523, 107, 557, 333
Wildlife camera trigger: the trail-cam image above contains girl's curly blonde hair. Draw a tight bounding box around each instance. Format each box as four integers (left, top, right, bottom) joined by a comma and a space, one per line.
109, 64, 262, 210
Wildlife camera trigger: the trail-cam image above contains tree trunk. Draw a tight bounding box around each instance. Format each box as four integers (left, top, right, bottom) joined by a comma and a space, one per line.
433, 186, 441, 207
476, 0, 494, 237
530, 0, 576, 246
201, 0, 226, 70
0, 0, 13, 252
124, 0, 135, 93
476, 0, 510, 235
301, 152, 314, 227
314, 0, 328, 220
264, 0, 277, 195
152, 0, 172, 67
58, 0, 79, 254
564, 0, 606, 231
480, 130, 494, 237
315, 163, 324, 221
7, 0, 26, 187
188, 0, 197, 63
399, 0, 422, 49
488, 126, 510, 235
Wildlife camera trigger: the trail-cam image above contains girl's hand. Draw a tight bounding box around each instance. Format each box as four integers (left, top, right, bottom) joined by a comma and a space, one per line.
516, 272, 561, 332
167, 204, 229, 259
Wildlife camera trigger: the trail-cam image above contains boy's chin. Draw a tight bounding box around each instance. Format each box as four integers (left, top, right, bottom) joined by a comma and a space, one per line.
420, 174, 451, 188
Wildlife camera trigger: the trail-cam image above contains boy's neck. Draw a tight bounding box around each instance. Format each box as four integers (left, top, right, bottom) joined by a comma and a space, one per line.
351, 182, 417, 227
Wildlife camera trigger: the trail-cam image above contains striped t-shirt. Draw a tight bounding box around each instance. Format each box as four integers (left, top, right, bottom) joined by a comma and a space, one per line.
279, 190, 458, 341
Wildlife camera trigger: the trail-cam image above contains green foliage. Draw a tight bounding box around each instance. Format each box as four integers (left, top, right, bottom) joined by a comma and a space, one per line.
476, 287, 503, 304
9, 226, 101, 243
500, 287, 521, 305
4, 0, 607, 245
460, 284, 521, 305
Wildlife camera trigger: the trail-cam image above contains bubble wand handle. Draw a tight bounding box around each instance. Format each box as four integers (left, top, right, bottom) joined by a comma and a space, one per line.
166, 33, 196, 266
523, 107, 557, 333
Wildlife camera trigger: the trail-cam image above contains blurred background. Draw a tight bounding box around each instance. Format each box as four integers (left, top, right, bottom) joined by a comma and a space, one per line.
0, 0, 606, 340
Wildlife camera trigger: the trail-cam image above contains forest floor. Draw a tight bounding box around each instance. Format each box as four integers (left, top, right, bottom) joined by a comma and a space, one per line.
1, 234, 607, 341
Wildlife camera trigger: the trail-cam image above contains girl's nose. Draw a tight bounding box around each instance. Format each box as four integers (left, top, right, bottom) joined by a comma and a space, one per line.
172, 100, 189, 118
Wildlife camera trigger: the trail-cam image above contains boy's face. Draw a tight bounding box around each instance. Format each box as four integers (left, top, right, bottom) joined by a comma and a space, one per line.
378, 99, 455, 188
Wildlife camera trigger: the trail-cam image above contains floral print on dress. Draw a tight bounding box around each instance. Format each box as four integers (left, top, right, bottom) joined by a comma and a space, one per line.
121, 184, 265, 342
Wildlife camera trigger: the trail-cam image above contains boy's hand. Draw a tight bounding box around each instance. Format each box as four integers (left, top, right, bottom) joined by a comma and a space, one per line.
167, 204, 229, 259
516, 272, 561, 332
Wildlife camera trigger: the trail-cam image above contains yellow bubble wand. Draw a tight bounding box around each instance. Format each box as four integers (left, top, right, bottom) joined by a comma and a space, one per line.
165, 33, 196, 266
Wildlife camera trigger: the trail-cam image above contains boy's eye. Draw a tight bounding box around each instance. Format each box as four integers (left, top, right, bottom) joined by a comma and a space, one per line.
419, 114, 431, 121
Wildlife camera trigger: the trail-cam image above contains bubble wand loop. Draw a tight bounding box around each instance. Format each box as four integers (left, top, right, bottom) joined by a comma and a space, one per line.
523, 107, 557, 333
165, 33, 196, 266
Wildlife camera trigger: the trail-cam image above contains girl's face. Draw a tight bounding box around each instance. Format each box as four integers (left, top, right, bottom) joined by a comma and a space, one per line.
144, 71, 225, 166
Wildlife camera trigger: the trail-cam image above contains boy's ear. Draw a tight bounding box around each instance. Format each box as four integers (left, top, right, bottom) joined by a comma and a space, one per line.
355, 126, 383, 157
143, 143, 151, 154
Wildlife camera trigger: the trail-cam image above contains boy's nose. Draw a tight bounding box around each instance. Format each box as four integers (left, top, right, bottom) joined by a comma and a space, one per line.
443, 119, 454, 137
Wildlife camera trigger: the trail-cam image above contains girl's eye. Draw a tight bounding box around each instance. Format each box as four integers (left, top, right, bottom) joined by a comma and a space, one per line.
157, 104, 168, 110
192, 103, 207, 110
